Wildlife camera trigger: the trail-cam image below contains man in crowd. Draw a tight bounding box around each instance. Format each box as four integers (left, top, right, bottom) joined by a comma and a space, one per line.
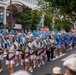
52, 67, 64, 75
63, 57, 76, 75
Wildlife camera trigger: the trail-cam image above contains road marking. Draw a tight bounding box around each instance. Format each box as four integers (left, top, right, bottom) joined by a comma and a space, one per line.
52, 53, 66, 61
61, 54, 76, 61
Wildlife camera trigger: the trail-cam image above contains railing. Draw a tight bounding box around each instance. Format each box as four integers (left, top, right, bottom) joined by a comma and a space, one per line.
0, 0, 8, 1
0, 0, 38, 5
22, 0, 38, 5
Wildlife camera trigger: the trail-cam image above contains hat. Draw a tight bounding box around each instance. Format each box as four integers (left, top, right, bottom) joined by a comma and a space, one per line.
63, 57, 76, 72
53, 67, 61, 74
11, 70, 31, 75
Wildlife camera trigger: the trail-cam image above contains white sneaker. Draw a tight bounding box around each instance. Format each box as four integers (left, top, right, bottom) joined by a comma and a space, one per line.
30, 69, 33, 73
0, 68, 3, 72
33, 65, 36, 68
39, 63, 41, 66
21, 62, 23, 65
70, 47, 72, 50
42, 61, 45, 65
56, 55, 58, 58
15, 63, 19, 67
38, 64, 40, 67
29, 67, 32, 71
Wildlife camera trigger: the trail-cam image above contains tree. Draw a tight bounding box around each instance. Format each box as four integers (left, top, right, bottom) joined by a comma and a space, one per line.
31, 10, 41, 30
63, 21, 72, 32
44, 0, 76, 14
55, 20, 63, 30
38, 0, 75, 31
44, 14, 52, 29
38, 0, 61, 29
18, 5, 33, 30
16, 5, 41, 31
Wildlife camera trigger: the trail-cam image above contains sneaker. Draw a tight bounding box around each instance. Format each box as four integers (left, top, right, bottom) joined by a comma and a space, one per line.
42, 61, 45, 65
29, 67, 32, 71
33, 65, 36, 68
70, 47, 72, 50
39, 63, 41, 66
15, 63, 19, 67
0, 68, 3, 72
38, 64, 40, 67
21, 62, 23, 65
30, 69, 33, 73
56, 55, 58, 58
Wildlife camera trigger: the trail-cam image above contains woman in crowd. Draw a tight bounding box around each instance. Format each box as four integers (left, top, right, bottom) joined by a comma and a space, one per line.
46, 35, 51, 61
6, 37, 17, 74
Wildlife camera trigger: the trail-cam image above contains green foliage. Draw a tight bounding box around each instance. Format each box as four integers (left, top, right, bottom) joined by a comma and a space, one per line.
44, 14, 52, 29
18, 11, 33, 29
16, 5, 41, 30
43, 0, 76, 15
31, 10, 41, 30
55, 20, 63, 30
38, 0, 74, 31
63, 21, 72, 32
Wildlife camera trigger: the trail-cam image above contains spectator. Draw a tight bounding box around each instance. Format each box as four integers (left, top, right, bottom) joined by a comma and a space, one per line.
52, 67, 64, 75
63, 57, 76, 75
11, 70, 31, 75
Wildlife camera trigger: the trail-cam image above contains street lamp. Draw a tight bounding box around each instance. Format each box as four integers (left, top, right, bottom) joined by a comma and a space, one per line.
0, 12, 3, 19
0, 12, 3, 16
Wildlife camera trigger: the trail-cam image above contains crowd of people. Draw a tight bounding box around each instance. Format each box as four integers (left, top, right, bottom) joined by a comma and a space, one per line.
0, 29, 76, 75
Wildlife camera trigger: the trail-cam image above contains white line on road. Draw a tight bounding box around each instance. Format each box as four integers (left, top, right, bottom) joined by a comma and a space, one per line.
52, 53, 66, 61
61, 54, 76, 61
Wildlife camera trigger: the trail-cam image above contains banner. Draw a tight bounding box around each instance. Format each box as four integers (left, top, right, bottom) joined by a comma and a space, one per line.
14, 24, 22, 29
40, 27, 49, 32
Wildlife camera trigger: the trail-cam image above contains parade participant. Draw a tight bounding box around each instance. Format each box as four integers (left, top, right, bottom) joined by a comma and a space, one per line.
28, 35, 35, 72
33, 37, 41, 67
46, 35, 51, 61
0, 37, 4, 72
15, 33, 25, 66
56, 33, 61, 56
15, 33, 20, 66
50, 35, 56, 59
37, 36, 43, 67
65, 33, 72, 51
41, 37, 46, 65
20, 34, 26, 66
60, 33, 65, 53
6, 37, 17, 75
22, 41, 30, 71
37, 35, 45, 66
72, 34, 76, 48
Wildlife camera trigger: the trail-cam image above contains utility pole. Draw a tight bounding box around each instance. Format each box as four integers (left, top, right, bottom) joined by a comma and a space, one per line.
10, 0, 12, 30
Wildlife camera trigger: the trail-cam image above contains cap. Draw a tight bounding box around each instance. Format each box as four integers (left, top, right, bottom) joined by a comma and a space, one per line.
11, 70, 31, 75
63, 57, 76, 72
53, 67, 61, 74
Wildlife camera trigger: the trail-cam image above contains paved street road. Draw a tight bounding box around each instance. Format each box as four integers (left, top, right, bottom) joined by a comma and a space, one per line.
1, 48, 76, 75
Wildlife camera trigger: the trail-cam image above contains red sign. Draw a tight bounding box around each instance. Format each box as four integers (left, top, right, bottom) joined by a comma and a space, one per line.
71, 28, 76, 32
40, 27, 49, 32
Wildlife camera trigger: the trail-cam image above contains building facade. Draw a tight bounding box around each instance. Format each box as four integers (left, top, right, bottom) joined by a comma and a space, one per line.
0, 0, 38, 28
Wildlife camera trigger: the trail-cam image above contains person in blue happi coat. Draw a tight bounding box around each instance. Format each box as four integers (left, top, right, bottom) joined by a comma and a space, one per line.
65, 33, 72, 51
72, 34, 76, 48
